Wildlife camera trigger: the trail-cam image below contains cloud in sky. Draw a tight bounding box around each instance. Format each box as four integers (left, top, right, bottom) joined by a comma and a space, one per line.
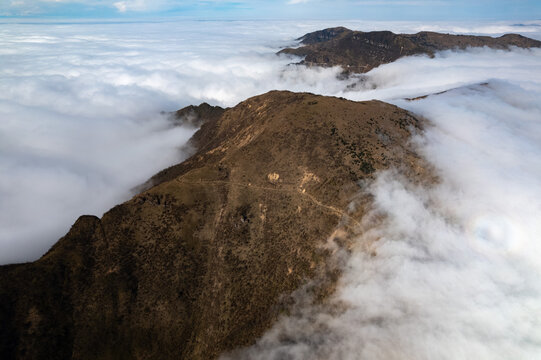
1, 0, 540, 20
113, 1, 128, 12
287, 0, 311, 5
1, 0, 173, 16
354, 0, 446, 5
110, 0, 178, 12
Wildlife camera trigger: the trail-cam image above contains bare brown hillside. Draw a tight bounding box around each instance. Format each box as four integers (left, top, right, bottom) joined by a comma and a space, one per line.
0, 91, 428, 359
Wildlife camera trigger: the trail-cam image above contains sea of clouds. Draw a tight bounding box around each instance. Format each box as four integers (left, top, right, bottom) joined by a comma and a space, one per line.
1, 18, 541, 358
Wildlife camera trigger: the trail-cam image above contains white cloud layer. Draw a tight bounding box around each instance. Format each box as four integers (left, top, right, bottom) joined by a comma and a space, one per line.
219, 26, 541, 360
1, 19, 541, 358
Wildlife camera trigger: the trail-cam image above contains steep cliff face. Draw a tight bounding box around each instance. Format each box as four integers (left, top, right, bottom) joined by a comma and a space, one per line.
0, 91, 427, 359
279, 28, 541, 73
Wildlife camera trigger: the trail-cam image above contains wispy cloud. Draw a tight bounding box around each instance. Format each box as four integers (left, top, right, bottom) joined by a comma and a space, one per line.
112, 0, 154, 12
1, 0, 173, 16
354, 0, 446, 5
2, 0, 539, 19
287, 0, 311, 5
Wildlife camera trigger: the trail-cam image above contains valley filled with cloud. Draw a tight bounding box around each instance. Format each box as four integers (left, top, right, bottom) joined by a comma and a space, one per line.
1, 18, 541, 358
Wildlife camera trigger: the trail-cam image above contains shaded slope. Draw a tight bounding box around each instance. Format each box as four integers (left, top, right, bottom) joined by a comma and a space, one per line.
0, 91, 427, 360
279, 27, 541, 73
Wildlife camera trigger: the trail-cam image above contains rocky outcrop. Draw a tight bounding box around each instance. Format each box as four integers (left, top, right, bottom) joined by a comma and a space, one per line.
279, 27, 541, 73
0, 91, 428, 359
172, 102, 226, 129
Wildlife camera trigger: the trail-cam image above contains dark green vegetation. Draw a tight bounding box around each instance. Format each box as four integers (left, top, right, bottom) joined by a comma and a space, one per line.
0, 91, 428, 359
280, 27, 541, 73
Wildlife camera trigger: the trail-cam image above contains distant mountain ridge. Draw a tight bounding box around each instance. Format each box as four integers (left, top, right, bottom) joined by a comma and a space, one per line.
279, 27, 541, 73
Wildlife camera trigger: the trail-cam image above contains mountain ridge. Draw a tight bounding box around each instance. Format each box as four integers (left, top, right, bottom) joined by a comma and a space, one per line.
0, 90, 429, 359
279, 27, 541, 73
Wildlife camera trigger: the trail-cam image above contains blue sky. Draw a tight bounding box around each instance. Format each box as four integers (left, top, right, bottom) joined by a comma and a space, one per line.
1, 0, 540, 20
